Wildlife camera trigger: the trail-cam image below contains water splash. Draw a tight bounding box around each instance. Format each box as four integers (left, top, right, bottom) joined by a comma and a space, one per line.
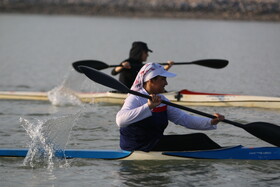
47, 69, 85, 106
20, 112, 80, 169
48, 85, 82, 106
47, 68, 109, 106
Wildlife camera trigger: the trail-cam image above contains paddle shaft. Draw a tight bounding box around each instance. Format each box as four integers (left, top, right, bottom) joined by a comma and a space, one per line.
106, 62, 201, 67
107, 60, 228, 68
72, 59, 229, 73
131, 89, 280, 147
129, 90, 242, 128
79, 66, 280, 147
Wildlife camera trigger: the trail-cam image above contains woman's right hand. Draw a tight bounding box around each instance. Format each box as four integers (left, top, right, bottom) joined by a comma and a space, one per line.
148, 94, 162, 109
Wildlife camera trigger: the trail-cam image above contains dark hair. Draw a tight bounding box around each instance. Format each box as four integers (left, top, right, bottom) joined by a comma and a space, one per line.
129, 41, 152, 61
151, 76, 160, 81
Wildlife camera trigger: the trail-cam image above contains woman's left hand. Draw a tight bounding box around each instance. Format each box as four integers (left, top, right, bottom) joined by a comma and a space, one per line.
211, 113, 225, 125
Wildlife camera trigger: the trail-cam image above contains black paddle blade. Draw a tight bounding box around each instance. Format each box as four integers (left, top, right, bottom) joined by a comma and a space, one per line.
78, 66, 129, 93
192, 59, 228, 69
72, 60, 109, 73
243, 122, 280, 147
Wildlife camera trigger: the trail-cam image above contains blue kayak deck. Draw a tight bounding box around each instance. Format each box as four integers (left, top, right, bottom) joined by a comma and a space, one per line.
164, 145, 280, 160
0, 146, 280, 160
0, 149, 132, 159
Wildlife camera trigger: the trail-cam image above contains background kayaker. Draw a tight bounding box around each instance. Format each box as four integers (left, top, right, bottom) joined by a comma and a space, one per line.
116, 62, 224, 152
111, 41, 174, 89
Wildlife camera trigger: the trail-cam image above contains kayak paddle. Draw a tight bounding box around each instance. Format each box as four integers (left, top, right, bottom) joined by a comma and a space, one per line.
78, 65, 280, 147
72, 59, 229, 73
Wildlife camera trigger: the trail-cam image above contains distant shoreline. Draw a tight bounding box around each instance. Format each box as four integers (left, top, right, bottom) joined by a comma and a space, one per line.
1, 2, 280, 22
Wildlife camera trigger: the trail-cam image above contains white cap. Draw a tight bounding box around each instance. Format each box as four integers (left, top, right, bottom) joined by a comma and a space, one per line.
143, 63, 176, 82
131, 62, 176, 91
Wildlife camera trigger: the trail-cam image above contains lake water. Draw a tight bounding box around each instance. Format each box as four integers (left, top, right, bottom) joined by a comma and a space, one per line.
0, 13, 280, 187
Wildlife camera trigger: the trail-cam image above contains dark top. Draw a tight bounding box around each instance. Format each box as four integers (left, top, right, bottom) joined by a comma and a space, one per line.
119, 106, 168, 152
111, 58, 143, 89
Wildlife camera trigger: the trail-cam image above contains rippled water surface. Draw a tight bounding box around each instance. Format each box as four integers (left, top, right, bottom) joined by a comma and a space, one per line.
1, 14, 280, 187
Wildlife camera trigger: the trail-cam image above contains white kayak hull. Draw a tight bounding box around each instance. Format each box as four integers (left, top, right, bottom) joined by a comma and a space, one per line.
0, 90, 280, 109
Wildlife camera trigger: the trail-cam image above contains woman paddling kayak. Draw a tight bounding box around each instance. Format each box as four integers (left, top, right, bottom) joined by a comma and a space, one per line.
111, 41, 174, 89
116, 62, 224, 152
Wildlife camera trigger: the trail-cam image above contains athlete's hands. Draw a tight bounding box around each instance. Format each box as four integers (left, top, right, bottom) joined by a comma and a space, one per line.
148, 94, 162, 109
211, 113, 225, 125
121, 61, 131, 69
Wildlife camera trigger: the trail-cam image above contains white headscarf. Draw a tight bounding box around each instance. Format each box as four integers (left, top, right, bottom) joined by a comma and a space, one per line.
131, 62, 176, 91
